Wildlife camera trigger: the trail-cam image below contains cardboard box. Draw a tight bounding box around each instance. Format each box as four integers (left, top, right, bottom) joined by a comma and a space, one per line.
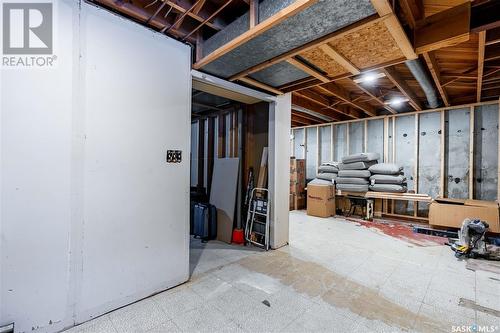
307, 184, 335, 218
429, 198, 500, 233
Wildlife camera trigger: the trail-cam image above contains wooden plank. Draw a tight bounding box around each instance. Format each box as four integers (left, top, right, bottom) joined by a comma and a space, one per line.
383, 67, 423, 111
249, 0, 259, 28
295, 90, 361, 119
398, 0, 423, 29
469, 106, 474, 199
256, 147, 268, 188
318, 82, 377, 117
218, 113, 226, 158
292, 94, 345, 120
193, 0, 318, 69
477, 31, 486, 102
207, 117, 215, 194
423, 51, 450, 107
164, 1, 221, 30
331, 124, 335, 161
414, 113, 419, 217
414, 2, 471, 54
228, 14, 383, 81
440, 110, 445, 197
364, 120, 368, 152
182, 0, 234, 41
164, 0, 204, 33
370, 0, 417, 60
346, 122, 350, 155
287, 57, 330, 83
238, 77, 283, 95
319, 44, 360, 75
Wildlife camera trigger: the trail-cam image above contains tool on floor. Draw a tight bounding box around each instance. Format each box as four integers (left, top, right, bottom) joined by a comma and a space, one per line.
245, 187, 270, 250
449, 219, 500, 260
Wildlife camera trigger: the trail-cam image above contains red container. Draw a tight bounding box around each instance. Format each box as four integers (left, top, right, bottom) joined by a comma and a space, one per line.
232, 229, 244, 244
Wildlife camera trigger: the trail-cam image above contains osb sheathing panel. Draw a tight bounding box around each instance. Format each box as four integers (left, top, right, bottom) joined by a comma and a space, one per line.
300, 48, 348, 76
329, 21, 404, 69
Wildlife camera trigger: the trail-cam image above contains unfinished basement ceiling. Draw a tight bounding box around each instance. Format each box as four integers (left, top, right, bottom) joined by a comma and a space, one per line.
90, 0, 500, 126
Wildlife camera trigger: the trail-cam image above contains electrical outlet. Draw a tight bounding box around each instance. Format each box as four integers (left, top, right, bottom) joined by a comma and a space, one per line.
166, 150, 182, 163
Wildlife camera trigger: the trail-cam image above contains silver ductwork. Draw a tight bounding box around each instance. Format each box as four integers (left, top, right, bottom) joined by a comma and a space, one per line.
405, 59, 439, 109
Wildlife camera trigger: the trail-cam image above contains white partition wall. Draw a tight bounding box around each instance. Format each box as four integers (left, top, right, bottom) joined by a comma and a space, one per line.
0, 1, 191, 332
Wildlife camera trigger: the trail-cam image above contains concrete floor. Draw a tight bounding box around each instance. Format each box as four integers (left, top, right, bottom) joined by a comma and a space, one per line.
66, 211, 500, 333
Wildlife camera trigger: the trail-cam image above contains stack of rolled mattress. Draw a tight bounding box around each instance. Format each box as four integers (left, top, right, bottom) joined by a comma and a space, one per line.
336, 153, 380, 192
316, 161, 339, 183
368, 163, 407, 193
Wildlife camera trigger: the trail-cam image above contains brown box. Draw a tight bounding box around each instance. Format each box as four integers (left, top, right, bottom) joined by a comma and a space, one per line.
429, 198, 500, 233
307, 184, 336, 218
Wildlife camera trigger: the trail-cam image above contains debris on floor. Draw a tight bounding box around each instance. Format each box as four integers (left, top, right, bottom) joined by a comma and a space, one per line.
345, 217, 448, 247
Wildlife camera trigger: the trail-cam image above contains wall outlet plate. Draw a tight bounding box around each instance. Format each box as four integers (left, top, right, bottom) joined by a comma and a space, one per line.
166, 150, 182, 163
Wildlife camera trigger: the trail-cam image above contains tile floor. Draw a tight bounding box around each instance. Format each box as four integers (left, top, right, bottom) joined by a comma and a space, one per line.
65, 211, 500, 333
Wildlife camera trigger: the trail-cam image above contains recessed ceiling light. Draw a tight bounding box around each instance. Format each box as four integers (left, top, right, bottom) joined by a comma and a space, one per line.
385, 97, 409, 106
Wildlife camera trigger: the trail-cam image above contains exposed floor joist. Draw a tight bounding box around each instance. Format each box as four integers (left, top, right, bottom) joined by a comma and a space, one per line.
382, 67, 423, 111
477, 30, 486, 102
423, 51, 450, 106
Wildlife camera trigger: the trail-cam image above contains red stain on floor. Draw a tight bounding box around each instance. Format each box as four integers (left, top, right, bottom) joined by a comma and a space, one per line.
345, 217, 448, 247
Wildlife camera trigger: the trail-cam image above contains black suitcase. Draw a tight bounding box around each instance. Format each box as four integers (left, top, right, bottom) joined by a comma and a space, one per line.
193, 203, 217, 241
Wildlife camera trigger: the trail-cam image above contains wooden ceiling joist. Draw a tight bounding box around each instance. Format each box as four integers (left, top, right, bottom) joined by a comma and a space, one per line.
318, 44, 360, 75
163, 0, 222, 30
193, 0, 318, 69
295, 90, 361, 119
349, 78, 397, 114
286, 57, 330, 83
370, 0, 417, 60
413, 2, 471, 54
382, 67, 422, 111
292, 94, 342, 121
317, 82, 377, 117
237, 77, 283, 95
423, 51, 450, 107
477, 31, 486, 102
183, 0, 234, 41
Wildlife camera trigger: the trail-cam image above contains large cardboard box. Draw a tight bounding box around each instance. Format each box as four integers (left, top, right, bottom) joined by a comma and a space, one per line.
307, 184, 335, 218
429, 198, 500, 233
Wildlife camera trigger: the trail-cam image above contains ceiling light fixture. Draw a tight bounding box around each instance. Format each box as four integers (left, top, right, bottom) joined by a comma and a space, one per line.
385, 97, 409, 106
353, 72, 386, 84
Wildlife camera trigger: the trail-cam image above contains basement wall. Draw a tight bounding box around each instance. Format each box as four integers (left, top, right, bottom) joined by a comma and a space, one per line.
291, 101, 500, 216
0, 1, 191, 332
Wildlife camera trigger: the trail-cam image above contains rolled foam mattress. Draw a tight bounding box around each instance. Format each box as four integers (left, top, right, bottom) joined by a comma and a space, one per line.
338, 170, 371, 178
341, 152, 380, 164
317, 172, 337, 181
318, 165, 339, 173
336, 177, 369, 185
369, 184, 407, 193
369, 174, 406, 184
336, 184, 369, 192
338, 161, 377, 170
368, 163, 403, 175
308, 178, 333, 186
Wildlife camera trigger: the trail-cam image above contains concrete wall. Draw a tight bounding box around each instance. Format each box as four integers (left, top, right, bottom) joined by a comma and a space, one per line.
319, 126, 332, 164
0, 1, 191, 332
306, 127, 318, 179
293, 102, 500, 214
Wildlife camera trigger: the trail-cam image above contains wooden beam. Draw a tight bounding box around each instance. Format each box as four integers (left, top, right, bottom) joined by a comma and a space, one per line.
182, 0, 234, 41
398, 0, 423, 29
292, 94, 342, 121
228, 14, 382, 81
249, 0, 259, 28
382, 67, 423, 110
287, 57, 330, 83
469, 106, 474, 199
164, 1, 221, 30
477, 31, 486, 102
318, 82, 377, 117
164, 0, 204, 33
349, 78, 397, 114
295, 90, 361, 119
471, 0, 500, 33
370, 0, 417, 60
423, 52, 450, 107
413, 2, 471, 54
319, 44, 360, 75
197, 119, 205, 188
193, 0, 318, 69
237, 77, 283, 95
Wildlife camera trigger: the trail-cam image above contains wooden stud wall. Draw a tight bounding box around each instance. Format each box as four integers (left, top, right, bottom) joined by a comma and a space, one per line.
291, 100, 500, 220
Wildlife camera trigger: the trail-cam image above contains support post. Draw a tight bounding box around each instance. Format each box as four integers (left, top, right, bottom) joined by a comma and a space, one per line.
469, 106, 475, 199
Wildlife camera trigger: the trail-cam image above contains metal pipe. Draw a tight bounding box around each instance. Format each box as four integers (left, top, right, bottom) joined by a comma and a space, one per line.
405, 59, 439, 108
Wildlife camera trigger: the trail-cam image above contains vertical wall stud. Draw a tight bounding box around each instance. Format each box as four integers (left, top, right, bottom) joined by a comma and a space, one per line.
497, 98, 500, 200
316, 126, 320, 173
331, 124, 334, 161
469, 106, 475, 199
291, 129, 295, 157
391, 117, 396, 163
346, 122, 350, 155
414, 113, 419, 216
440, 110, 445, 198
384, 117, 389, 163
364, 120, 368, 153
